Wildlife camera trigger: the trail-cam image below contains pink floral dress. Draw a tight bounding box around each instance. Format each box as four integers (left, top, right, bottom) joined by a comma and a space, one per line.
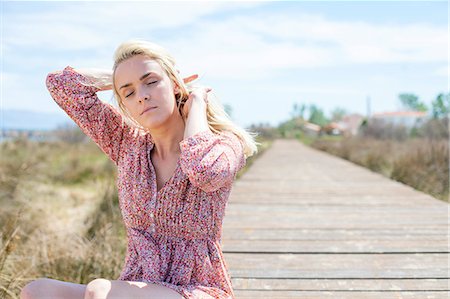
46, 66, 246, 299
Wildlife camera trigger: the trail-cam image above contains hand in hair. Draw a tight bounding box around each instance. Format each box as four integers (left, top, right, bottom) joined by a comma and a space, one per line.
182, 86, 212, 121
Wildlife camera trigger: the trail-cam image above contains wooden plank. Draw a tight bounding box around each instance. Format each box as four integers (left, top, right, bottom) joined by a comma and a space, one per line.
231, 278, 450, 291
229, 198, 445, 207
225, 204, 447, 214
229, 198, 447, 208
223, 218, 448, 229
222, 139, 450, 298
222, 239, 448, 253
222, 228, 449, 240
233, 290, 450, 299
223, 253, 449, 279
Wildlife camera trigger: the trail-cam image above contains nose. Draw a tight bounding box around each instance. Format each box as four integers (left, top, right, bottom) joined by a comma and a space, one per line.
137, 88, 150, 103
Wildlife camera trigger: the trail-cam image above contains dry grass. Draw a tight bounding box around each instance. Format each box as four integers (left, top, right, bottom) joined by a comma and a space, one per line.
0, 138, 125, 298
311, 137, 449, 202
0, 133, 269, 298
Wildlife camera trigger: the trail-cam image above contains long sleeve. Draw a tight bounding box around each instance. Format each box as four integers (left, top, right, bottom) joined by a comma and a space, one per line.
179, 130, 246, 193
46, 66, 133, 165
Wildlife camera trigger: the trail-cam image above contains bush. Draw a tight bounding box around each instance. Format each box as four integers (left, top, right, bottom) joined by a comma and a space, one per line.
311, 137, 449, 201
359, 119, 409, 141
391, 140, 449, 200
415, 117, 449, 140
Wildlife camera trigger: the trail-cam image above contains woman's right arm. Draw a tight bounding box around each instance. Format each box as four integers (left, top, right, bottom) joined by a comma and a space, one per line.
46, 66, 134, 165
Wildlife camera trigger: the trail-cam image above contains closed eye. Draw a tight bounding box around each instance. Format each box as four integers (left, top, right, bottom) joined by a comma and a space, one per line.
147, 81, 157, 85
125, 91, 134, 98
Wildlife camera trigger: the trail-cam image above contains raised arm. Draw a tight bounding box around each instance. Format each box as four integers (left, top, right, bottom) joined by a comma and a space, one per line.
178, 89, 246, 193
46, 66, 134, 165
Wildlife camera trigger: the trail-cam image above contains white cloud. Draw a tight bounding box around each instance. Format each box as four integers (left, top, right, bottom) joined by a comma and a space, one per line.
3, 2, 262, 51
2, 2, 447, 127
145, 10, 447, 81
3, 2, 446, 78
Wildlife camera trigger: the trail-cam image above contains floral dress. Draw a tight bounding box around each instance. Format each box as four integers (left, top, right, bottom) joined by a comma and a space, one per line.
46, 66, 246, 299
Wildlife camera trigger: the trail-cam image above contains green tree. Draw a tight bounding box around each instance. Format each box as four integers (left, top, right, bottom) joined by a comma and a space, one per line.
308, 104, 328, 126
399, 93, 428, 112
431, 93, 450, 119
330, 107, 347, 122
291, 103, 306, 119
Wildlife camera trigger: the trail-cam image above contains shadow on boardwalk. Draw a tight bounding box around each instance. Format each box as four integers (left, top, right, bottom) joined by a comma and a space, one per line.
223, 138, 449, 299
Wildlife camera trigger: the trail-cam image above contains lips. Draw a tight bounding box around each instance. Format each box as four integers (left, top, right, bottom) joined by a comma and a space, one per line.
141, 106, 157, 115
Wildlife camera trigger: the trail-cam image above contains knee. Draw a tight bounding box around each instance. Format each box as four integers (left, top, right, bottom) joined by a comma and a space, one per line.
20, 278, 52, 299
84, 278, 111, 299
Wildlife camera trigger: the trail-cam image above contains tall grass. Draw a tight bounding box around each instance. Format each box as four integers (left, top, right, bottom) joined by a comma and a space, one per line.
311, 137, 449, 202
0, 132, 267, 298
390, 140, 449, 200
0, 137, 125, 298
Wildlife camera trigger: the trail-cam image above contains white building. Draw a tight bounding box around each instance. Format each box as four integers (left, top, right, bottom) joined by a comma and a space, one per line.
371, 111, 428, 128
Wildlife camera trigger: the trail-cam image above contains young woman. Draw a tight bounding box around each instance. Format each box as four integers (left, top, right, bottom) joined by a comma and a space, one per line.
20, 40, 258, 299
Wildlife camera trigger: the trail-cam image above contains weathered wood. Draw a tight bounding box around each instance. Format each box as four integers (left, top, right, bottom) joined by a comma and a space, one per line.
222, 139, 450, 298
223, 252, 449, 278
233, 290, 450, 299
222, 239, 448, 253
231, 278, 450, 291
223, 228, 448, 240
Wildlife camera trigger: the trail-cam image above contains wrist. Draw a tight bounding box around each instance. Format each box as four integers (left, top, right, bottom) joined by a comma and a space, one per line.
74, 68, 113, 91
190, 96, 207, 107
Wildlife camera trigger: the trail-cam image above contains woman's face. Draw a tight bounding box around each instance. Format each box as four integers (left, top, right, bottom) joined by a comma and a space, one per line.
114, 54, 180, 130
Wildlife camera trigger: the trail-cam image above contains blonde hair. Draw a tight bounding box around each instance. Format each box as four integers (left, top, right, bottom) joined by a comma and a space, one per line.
111, 39, 258, 159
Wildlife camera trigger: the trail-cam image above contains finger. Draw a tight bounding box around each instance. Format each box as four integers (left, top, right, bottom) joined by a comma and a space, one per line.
183, 74, 199, 84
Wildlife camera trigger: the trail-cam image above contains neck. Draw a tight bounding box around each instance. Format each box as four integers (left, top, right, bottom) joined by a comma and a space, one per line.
148, 114, 185, 160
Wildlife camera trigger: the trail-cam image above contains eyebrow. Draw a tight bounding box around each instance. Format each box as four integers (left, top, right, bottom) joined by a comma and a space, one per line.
119, 72, 157, 90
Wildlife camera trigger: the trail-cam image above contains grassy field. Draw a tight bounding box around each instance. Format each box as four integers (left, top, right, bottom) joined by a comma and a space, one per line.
309, 136, 449, 202
2, 128, 447, 298
0, 134, 271, 298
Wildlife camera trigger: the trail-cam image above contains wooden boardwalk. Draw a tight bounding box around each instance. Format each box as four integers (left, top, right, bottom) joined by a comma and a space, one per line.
222, 138, 449, 298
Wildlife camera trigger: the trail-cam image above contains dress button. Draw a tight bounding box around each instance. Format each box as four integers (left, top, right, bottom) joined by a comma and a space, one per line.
150, 212, 154, 218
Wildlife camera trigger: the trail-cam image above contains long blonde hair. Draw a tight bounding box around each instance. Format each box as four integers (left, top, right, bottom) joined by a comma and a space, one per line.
112, 39, 258, 159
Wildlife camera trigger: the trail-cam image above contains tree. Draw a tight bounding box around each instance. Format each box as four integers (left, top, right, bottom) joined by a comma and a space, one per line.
291, 103, 306, 119
431, 93, 450, 119
398, 93, 428, 112
308, 104, 328, 126
330, 107, 347, 122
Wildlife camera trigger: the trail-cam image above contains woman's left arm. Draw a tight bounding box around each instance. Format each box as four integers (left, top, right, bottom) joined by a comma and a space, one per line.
182, 87, 211, 139
179, 91, 246, 193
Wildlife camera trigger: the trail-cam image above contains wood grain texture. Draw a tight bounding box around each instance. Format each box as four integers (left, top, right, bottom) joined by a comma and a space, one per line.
223, 139, 450, 299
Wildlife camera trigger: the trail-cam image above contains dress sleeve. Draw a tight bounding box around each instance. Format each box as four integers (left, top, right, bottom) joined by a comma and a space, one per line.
179, 130, 246, 193
46, 66, 133, 165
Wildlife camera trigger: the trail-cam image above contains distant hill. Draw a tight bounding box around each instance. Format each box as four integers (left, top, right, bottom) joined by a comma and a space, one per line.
1, 109, 72, 131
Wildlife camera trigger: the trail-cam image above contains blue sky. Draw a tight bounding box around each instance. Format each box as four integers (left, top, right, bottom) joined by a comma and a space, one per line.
1, 0, 448, 129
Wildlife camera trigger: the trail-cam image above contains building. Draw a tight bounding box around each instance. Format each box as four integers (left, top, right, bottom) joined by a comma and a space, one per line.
323, 114, 365, 136
371, 111, 428, 128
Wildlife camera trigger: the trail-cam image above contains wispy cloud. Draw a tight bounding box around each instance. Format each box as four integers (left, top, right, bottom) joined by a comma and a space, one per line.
4, 2, 446, 73
173, 12, 447, 79
2, 1, 447, 127
3, 2, 260, 51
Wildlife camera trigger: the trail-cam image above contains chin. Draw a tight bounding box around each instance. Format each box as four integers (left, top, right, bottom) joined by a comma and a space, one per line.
141, 116, 169, 130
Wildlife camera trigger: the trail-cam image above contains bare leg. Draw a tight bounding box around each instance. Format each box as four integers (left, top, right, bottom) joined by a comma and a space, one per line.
84, 278, 184, 299
20, 278, 86, 299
